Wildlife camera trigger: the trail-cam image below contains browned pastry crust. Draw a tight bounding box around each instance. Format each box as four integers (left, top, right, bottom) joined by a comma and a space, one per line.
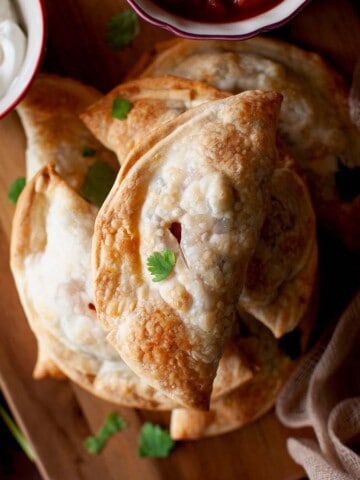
132, 36, 360, 251
10, 163, 265, 408
170, 288, 318, 440
93, 90, 283, 410
82, 74, 317, 339
10, 165, 178, 409
16, 73, 118, 189
239, 151, 318, 337
80, 75, 229, 165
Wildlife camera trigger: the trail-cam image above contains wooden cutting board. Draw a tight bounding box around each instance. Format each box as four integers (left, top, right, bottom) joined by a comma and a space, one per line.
0, 0, 359, 479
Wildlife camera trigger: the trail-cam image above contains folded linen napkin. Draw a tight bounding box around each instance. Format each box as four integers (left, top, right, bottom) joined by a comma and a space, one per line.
276, 291, 360, 479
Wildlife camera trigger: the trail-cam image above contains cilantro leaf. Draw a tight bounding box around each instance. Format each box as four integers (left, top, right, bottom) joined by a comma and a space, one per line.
0, 404, 35, 461
138, 423, 175, 458
146, 248, 176, 282
84, 412, 127, 454
7, 177, 26, 204
82, 145, 96, 157
107, 10, 140, 50
79, 159, 117, 207
112, 96, 132, 120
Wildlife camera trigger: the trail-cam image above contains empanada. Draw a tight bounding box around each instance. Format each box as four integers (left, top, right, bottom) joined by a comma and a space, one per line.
10, 165, 177, 409
93, 90, 283, 410
80, 75, 228, 165
239, 151, 318, 337
82, 74, 317, 338
134, 37, 360, 251
10, 164, 264, 407
16, 73, 118, 190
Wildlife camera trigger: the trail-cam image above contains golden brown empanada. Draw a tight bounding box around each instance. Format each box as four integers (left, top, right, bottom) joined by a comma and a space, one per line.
82, 73, 317, 339
10, 165, 177, 409
81, 75, 228, 165
239, 151, 318, 337
93, 90, 283, 410
16, 73, 118, 190
10, 164, 264, 408
135, 37, 360, 251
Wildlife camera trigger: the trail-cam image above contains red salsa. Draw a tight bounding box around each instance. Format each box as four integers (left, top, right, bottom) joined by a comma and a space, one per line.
152, 0, 284, 23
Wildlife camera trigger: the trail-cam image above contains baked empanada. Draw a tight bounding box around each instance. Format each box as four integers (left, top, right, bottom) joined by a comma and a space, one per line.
239, 151, 318, 337
10, 165, 177, 409
10, 164, 263, 407
81, 75, 228, 165
16, 73, 118, 190
135, 37, 360, 251
93, 90, 283, 410
82, 73, 317, 339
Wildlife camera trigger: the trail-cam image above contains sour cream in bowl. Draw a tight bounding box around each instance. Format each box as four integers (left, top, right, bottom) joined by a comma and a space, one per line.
0, 0, 45, 118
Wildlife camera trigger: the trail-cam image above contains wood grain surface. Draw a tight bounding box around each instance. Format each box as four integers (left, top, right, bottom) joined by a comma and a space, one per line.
0, 0, 359, 479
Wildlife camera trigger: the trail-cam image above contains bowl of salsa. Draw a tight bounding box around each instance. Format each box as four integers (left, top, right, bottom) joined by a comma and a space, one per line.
126, 0, 311, 39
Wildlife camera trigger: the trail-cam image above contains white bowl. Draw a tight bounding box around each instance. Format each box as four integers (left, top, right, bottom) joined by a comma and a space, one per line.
126, 0, 311, 39
0, 0, 45, 118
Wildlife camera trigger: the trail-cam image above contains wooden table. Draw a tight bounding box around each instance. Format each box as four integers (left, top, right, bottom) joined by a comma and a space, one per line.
0, 0, 359, 479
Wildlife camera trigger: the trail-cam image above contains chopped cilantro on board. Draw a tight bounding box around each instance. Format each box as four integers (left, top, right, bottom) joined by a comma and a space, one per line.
84, 412, 127, 454
138, 423, 175, 458
7, 177, 26, 204
79, 158, 116, 207
112, 96, 133, 120
147, 248, 176, 282
107, 10, 140, 50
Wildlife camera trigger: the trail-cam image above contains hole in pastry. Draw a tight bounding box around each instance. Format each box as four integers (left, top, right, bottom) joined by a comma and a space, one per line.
278, 327, 302, 360
169, 222, 182, 244
335, 159, 360, 202
88, 303, 96, 311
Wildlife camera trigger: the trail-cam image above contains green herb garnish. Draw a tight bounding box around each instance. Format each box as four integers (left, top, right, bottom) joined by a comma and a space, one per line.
0, 404, 35, 461
138, 423, 175, 458
84, 412, 127, 454
107, 10, 140, 50
82, 145, 96, 157
147, 248, 176, 282
7, 177, 26, 204
79, 159, 116, 207
112, 96, 132, 120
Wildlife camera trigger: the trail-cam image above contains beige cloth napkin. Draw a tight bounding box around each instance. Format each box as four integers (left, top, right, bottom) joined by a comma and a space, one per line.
276, 291, 360, 479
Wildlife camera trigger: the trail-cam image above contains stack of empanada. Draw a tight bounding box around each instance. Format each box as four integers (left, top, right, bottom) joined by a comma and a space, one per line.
13, 35, 360, 441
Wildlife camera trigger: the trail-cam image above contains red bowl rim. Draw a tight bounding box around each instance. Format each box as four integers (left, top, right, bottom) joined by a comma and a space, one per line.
126, 0, 312, 40
0, 0, 47, 119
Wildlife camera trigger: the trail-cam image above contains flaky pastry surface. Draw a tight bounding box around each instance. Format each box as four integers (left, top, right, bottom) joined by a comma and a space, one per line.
83, 73, 317, 339
239, 152, 317, 337
81, 75, 228, 165
16, 73, 118, 190
170, 298, 317, 440
93, 90, 282, 409
136, 37, 360, 251
10, 165, 178, 409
